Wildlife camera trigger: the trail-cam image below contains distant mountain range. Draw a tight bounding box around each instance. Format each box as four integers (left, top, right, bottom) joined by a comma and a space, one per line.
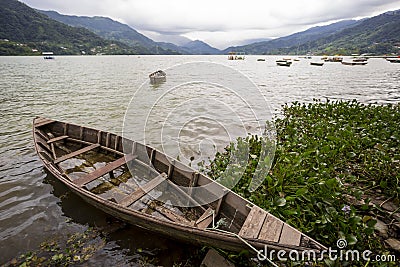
223, 20, 360, 54
290, 10, 400, 55
38, 10, 221, 55
37, 10, 180, 54
225, 11, 400, 55
1, 0, 399, 56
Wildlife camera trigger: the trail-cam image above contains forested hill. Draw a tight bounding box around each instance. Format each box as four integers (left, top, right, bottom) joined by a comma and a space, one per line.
290, 10, 400, 55
223, 20, 359, 54
225, 10, 400, 55
0, 0, 150, 55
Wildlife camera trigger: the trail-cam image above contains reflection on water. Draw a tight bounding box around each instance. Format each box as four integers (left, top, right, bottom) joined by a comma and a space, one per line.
0, 55, 399, 264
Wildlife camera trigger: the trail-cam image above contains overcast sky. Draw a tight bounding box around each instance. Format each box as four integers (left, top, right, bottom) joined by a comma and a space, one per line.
20, 0, 400, 49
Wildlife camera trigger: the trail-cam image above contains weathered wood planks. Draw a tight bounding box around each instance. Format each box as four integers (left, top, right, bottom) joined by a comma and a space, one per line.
239, 206, 267, 239
154, 205, 192, 225
279, 224, 302, 246
119, 173, 167, 207
73, 154, 137, 187
34, 118, 55, 128
258, 214, 284, 242
47, 135, 68, 144
239, 206, 302, 246
196, 207, 214, 229
54, 143, 100, 164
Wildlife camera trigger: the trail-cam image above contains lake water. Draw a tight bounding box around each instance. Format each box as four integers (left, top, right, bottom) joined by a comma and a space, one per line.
0, 55, 399, 265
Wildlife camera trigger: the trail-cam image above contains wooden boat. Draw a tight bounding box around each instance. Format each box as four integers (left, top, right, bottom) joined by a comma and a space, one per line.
228, 52, 245, 60
42, 52, 55, 60
310, 62, 324, 66
149, 70, 166, 84
324, 56, 343, 62
352, 57, 368, 62
387, 58, 400, 63
341, 61, 368, 66
33, 117, 326, 256
276, 60, 292, 67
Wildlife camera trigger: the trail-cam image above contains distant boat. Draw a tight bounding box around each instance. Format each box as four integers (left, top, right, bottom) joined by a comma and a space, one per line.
341, 61, 368, 66
386, 58, 400, 63
276, 60, 292, 67
352, 57, 368, 62
257, 58, 265, 61
228, 52, 245, 60
42, 52, 55, 60
324, 56, 343, 62
149, 70, 166, 84
310, 62, 324, 66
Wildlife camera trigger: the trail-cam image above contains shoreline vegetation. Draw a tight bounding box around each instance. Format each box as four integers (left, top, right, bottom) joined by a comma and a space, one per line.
6, 100, 400, 266
207, 100, 400, 266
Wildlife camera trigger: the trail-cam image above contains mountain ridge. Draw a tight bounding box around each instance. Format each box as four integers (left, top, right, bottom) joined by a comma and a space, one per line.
223, 20, 359, 54
0, 0, 149, 55
38, 10, 181, 54
38, 10, 222, 55
224, 10, 400, 55
289, 10, 400, 55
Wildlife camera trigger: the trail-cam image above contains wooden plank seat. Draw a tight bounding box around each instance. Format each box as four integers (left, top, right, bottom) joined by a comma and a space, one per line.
119, 173, 168, 207
239, 206, 302, 246
73, 154, 137, 187
47, 135, 68, 144
259, 213, 284, 243
239, 206, 267, 239
54, 143, 100, 164
279, 224, 301, 246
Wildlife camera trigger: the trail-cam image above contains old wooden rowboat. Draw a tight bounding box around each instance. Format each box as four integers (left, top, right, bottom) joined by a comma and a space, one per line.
33, 117, 326, 255
149, 70, 166, 84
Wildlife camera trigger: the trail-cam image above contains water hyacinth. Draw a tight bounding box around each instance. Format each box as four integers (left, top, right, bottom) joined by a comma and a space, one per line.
341, 204, 351, 214
206, 100, 399, 266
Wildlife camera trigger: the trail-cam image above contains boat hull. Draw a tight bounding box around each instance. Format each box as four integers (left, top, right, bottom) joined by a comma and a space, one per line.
33, 117, 326, 255
341, 61, 368, 66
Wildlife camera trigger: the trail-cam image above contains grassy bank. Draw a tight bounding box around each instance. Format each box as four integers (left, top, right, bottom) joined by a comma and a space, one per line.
207, 100, 399, 266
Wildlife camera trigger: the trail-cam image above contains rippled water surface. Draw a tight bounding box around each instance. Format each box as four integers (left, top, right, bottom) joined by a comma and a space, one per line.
0, 55, 399, 265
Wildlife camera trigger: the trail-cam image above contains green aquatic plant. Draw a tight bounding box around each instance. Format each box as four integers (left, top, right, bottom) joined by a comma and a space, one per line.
7, 228, 106, 266
206, 100, 400, 266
